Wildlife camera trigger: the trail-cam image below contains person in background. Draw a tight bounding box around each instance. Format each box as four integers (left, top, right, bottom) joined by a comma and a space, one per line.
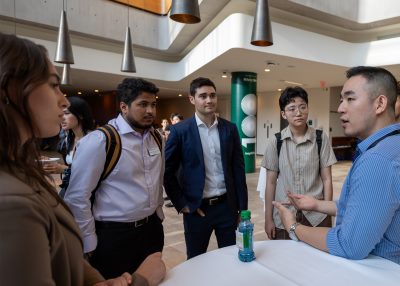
158, 118, 170, 140
43, 96, 94, 198
164, 77, 248, 259
170, 113, 184, 125
263, 86, 337, 240
164, 113, 184, 208
0, 33, 165, 286
65, 78, 165, 279
274, 66, 400, 264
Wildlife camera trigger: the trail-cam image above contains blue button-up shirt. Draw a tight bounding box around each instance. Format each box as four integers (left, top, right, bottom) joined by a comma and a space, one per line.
327, 123, 400, 264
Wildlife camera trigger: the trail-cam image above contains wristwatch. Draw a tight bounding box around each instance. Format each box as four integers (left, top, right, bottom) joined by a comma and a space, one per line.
289, 222, 300, 241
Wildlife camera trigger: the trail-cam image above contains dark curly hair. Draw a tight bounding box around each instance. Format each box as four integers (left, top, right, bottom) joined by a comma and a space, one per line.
279, 86, 308, 111
117, 77, 159, 105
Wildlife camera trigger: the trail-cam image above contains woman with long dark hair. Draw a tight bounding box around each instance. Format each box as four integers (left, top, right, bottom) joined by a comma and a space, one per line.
44, 96, 94, 197
0, 33, 165, 286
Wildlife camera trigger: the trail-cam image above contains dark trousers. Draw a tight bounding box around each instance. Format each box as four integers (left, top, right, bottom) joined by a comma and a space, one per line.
183, 199, 237, 259
89, 213, 164, 279
275, 212, 332, 240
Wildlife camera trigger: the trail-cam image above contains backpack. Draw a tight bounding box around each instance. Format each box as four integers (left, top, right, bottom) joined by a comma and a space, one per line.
275, 129, 322, 169
89, 124, 162, 205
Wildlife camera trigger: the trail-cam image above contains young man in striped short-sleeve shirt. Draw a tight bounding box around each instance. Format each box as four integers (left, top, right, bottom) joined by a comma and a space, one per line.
262, 86, 337, 240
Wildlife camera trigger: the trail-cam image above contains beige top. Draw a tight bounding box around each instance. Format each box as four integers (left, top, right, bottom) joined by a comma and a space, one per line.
0, 169, 148, 286
261, 126, 337, 229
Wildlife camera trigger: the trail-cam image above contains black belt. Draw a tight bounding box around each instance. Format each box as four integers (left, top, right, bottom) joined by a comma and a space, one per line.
95, 213, 157, 229
202, 193, 227, 206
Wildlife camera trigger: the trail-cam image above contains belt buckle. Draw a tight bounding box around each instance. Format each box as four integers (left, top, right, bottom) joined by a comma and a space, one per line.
209, 197, 218, 205
134, 217, 148, 227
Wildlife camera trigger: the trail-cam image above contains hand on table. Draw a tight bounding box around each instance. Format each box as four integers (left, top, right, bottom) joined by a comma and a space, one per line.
93, 272, 132, 286
135, 252, 166, 286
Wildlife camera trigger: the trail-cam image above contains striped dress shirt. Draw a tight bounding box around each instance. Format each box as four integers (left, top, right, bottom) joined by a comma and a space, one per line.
327, 123, 400, 264
262, 126, 337, 229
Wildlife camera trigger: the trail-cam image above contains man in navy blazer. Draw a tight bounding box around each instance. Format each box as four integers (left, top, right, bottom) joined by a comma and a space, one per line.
164, 77, 248, 259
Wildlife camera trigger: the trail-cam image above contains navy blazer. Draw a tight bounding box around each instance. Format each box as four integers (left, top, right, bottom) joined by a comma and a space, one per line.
164, 116, 248, 214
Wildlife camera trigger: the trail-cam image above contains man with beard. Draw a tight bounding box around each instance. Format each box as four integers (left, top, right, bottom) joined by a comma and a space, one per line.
164, 77, 248, 259
65, 78, 164, 279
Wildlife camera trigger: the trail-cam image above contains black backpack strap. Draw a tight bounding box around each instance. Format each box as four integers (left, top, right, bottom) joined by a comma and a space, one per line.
275, 132, 283, 157
316, 129, 323, 160
150, 129, 162, 154
90, 124, 122, 207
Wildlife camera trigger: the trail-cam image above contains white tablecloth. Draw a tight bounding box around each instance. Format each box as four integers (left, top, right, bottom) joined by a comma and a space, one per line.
160, 240, 400, 286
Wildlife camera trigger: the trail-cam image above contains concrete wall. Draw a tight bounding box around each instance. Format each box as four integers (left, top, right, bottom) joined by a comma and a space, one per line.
0, 0, 180, 50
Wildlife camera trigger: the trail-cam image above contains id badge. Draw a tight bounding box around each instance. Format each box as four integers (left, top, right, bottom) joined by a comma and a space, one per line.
148, 147, 161, 156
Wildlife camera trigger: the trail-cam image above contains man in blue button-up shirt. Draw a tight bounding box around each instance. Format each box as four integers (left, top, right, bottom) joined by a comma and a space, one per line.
273, 66, 400, 264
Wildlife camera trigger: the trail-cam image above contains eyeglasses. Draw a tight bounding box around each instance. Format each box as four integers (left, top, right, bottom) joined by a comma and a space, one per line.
285, 104, 308, 114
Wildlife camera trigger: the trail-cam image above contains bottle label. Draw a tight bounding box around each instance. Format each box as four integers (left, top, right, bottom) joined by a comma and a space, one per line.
236, 230, 244, 250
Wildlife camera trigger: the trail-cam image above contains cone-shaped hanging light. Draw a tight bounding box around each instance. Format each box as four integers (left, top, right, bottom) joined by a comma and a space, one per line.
121, 27, 136, 73
251, 0, 273, 46
55, 10, 74, 64
61, 64, 71, 85
170, 0, 200, 24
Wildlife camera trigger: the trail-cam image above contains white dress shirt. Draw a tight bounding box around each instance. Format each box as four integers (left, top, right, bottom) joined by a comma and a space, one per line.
64, 114, 164, 253
195, 113, 227, 198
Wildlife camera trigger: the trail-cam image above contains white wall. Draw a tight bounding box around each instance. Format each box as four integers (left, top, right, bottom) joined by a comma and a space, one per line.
329, 86, 346, 137
256, 91, 281, 155
256, 87, 332, 155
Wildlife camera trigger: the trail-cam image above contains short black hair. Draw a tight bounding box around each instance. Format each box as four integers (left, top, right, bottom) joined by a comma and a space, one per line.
190, 77, 216, 96
117, 77, 159, 105
346, 66, 397, 108
279, 86, 308, 111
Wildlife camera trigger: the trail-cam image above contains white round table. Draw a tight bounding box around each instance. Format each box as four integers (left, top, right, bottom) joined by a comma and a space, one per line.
160, 240, 400, 286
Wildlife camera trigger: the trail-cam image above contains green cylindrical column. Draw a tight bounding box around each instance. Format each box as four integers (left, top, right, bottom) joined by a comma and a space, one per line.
231, 72, 257, 173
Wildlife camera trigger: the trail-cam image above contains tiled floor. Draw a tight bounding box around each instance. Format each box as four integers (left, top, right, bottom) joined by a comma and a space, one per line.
162, 158, 352, 270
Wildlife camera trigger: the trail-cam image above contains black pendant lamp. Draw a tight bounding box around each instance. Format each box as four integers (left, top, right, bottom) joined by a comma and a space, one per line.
251, 0, 273, 47
55, 1, 74, 64
170, 0, 201, 24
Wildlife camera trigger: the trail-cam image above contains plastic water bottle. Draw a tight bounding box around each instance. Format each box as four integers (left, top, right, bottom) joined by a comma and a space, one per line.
237, 210, 255, 262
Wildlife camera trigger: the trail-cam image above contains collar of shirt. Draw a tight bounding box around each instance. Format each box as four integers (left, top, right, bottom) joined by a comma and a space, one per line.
113, 113, 151, 137
194, 112, 218, 128
281, 125, 313, 143
356, 123, 400, 156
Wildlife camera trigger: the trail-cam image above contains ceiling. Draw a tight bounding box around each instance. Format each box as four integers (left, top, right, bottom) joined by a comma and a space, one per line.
37, 0, 400, 98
